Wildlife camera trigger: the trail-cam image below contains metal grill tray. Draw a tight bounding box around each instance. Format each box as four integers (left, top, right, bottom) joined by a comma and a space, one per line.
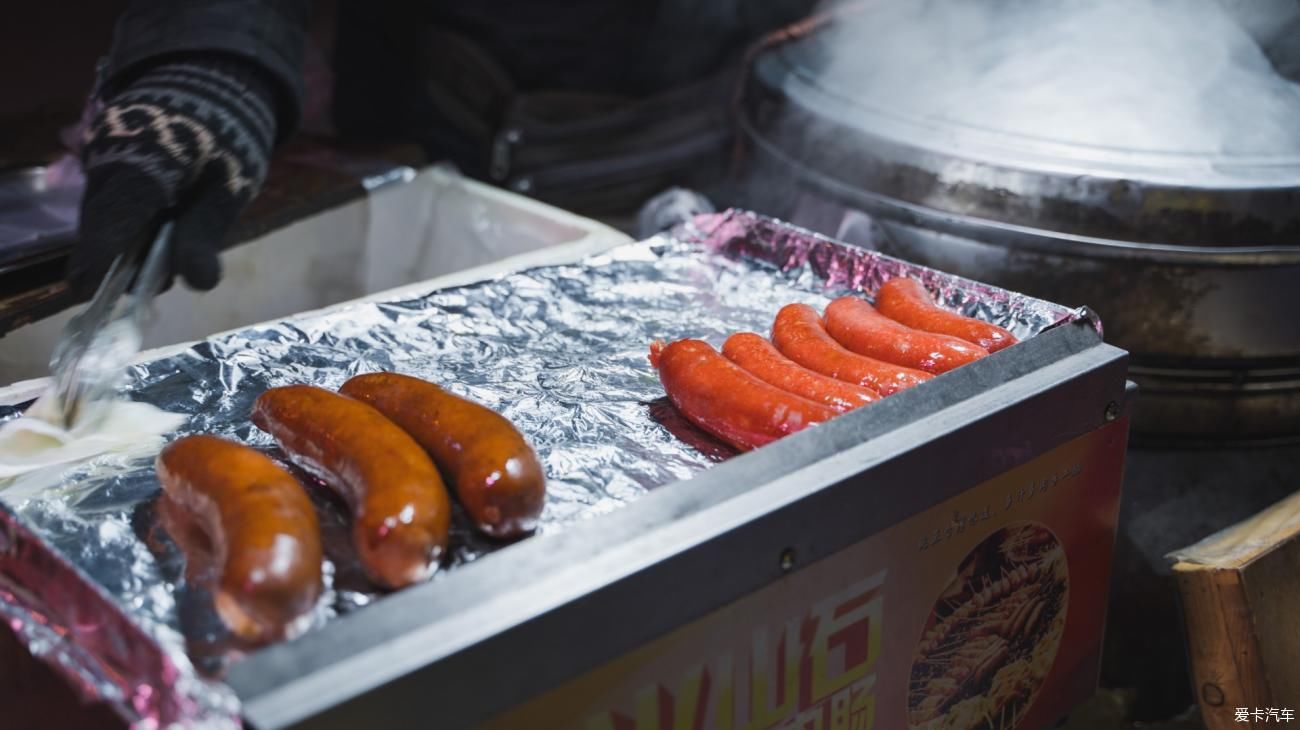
0, 210, 1124, 729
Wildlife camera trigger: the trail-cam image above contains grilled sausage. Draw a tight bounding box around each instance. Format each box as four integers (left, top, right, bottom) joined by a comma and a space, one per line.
155, 435, 322, 642
340, 372, 545, 540
722, 332, 879, 412
650, 339, 837, 451
251, 385, 451, 589
771, 303, 931, 395
823, 296, 989, 374
876, 278, 1018, 353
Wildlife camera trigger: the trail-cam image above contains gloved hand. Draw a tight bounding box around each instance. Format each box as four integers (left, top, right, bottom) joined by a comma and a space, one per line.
70, 54, 279, 295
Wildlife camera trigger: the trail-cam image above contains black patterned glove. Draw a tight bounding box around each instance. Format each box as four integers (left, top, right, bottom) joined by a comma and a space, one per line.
70, 54, 278, 294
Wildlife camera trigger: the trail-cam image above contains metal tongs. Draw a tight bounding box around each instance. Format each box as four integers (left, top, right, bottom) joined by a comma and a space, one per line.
47, 222, 174, 429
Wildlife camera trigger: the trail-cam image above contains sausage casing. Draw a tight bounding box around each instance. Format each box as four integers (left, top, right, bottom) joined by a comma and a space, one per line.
722, 332, 879, 412
340, 372, 546, 540
251, 385, 451, 589
876, 278, 1018, 353
823, 296, 989, 374
650, 339, 837, 451
771, 303, 932, 395
155, 434, 322, 642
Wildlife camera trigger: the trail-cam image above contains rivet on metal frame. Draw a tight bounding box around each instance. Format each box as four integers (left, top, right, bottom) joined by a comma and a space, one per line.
1104, 401, 1120, 422
1201, 682, 1226, 707
779, 547, 796, 573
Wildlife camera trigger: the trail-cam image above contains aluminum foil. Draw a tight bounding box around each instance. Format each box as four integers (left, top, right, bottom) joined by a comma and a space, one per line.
0, 210, 1079, 728
690, 210, 1084, 340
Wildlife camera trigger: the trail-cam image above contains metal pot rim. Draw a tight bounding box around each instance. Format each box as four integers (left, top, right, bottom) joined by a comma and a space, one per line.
743, 117, 1300, 267
747, 43, 1300, 248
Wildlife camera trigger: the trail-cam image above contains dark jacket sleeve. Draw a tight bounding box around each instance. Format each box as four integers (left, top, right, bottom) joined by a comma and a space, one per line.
104, 0, 313, 139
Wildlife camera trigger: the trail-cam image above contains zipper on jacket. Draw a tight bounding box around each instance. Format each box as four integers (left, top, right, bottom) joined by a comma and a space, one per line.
490, 128, 522, 182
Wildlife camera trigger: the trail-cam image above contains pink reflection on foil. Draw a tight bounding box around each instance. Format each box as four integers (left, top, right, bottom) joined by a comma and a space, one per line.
0, 504, 238, 728
686, 209, 1085, 340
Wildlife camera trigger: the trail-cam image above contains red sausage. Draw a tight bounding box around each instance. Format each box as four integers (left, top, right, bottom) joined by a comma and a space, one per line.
876, 278, 1018, 353
722, 332, 879, 412
155, 435, 322, 642
649, 339, 837, 451
252, 385, 452, 589
340, 372, 546, 540
771, 304, 932, 395
823, 296, 989, 374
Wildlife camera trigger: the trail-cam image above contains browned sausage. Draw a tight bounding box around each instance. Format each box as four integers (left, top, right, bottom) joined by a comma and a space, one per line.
155, 435, 322, 642
251, 385, 451, 589
340, 372, 546, 540
771, 303, 932, 395
823, 296, 989, 374
650, 339, 838, 451
876, 278, 1018, 352
722, 332, 880, 412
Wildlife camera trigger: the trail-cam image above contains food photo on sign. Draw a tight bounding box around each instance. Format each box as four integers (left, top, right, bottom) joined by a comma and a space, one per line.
0, 1, 1297, 729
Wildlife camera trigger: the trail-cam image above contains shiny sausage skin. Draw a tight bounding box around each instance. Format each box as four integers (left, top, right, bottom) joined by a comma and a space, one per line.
340, 372, 545, 540
722, 333, 879, 413
771, 304, 932, 395
823, 296, 989, 375
876, 278, 1018, 353
649, 339, 837, 451
155, 435, 322, 642
251, 385, 451, 589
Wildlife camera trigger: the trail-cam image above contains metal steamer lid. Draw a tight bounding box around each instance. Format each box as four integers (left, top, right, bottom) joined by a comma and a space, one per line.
744, 35, 1300, 249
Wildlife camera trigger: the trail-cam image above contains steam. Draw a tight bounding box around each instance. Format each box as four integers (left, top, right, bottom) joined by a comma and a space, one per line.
811, 0, 1300, 156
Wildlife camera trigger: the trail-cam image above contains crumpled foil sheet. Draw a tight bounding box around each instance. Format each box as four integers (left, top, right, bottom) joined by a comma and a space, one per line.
0, 209, 1079, 728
